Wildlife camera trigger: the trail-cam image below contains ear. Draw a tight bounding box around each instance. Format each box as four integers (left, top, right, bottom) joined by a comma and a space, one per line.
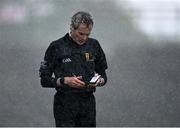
70, 24, 74, 31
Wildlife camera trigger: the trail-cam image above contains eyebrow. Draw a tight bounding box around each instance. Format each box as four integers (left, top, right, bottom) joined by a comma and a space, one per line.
79, 32, 90, 36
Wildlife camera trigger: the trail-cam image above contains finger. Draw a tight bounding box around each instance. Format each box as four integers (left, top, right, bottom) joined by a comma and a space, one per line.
74, 78, 85, 85
71, 79, 84, 87
76, 76, 82, 80
95, 79, 101, 86
71, 81, 84, 88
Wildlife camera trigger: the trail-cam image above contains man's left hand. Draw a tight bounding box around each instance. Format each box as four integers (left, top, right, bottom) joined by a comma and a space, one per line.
87, 77, 105, 87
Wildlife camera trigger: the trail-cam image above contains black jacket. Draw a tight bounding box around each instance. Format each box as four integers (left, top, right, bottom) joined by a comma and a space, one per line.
39, 33, 108, 92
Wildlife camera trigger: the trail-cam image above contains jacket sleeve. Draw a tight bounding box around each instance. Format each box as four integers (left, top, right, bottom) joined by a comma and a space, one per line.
39, 43, 57, 88
94, 40, 108, 86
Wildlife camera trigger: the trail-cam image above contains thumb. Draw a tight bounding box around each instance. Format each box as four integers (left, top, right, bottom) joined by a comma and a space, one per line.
76, 76, 82, 80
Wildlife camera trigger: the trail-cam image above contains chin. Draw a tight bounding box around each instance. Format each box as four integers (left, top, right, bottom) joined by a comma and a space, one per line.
77, 41, 85, 45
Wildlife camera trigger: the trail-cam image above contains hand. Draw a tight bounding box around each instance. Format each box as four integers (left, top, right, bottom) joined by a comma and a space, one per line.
87, 77, 105, 87
64, 76, 85, 88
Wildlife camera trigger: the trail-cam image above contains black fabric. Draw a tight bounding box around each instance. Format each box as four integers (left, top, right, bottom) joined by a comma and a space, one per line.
39, 33, 108, 92
53, 91, 96, 127
39, 33, 108, 127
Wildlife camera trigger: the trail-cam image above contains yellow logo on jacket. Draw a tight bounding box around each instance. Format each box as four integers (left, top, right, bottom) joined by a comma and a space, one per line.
85, 53, 90, 61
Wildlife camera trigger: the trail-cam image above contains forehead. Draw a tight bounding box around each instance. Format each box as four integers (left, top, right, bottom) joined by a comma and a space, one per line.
76, 23, 92, 32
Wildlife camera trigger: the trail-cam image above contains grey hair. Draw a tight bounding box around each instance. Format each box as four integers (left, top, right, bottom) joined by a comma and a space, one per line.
71, 11, 94, 30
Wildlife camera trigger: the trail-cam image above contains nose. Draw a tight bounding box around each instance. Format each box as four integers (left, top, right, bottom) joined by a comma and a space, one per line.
82, 35, 88, 41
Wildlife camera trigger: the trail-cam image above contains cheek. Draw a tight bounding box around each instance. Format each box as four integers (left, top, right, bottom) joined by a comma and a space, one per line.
75, 34, 81, 40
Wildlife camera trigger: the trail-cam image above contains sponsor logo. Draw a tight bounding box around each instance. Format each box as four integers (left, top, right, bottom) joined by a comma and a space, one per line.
85, 53, 90, 61
85, 52, 94, 61
62, 58, 71, 63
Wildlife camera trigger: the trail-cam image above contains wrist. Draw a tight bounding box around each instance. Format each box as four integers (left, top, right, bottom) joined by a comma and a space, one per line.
60, 77, 64, 85
56, 77, 64, 87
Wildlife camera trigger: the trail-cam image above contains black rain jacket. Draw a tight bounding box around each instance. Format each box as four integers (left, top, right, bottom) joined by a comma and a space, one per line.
39, 33, 108, 92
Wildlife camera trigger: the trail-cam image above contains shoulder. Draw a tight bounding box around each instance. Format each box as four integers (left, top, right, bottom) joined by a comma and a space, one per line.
88, 37, 101, 47
88, 37, 103, 51
88, 37, 99, 44
51, 37, 66, 47
48, 34, 68, 50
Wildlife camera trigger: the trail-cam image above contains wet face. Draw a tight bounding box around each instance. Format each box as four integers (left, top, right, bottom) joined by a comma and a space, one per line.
70, 23, 92, 45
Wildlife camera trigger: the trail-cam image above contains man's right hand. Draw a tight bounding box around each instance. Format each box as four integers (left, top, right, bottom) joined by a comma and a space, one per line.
64, 76, 85, 88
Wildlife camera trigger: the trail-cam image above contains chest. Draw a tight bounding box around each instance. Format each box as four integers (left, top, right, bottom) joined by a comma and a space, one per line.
55, 44, 96, 65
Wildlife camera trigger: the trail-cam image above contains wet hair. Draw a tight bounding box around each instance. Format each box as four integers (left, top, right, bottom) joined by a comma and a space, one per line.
71, 11, 94, 30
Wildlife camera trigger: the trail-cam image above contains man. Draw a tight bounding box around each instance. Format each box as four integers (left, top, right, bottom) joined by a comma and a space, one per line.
39, 11, 108, 127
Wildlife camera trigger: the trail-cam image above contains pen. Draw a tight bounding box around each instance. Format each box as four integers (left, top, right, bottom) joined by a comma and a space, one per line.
72, 73, 76, 77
